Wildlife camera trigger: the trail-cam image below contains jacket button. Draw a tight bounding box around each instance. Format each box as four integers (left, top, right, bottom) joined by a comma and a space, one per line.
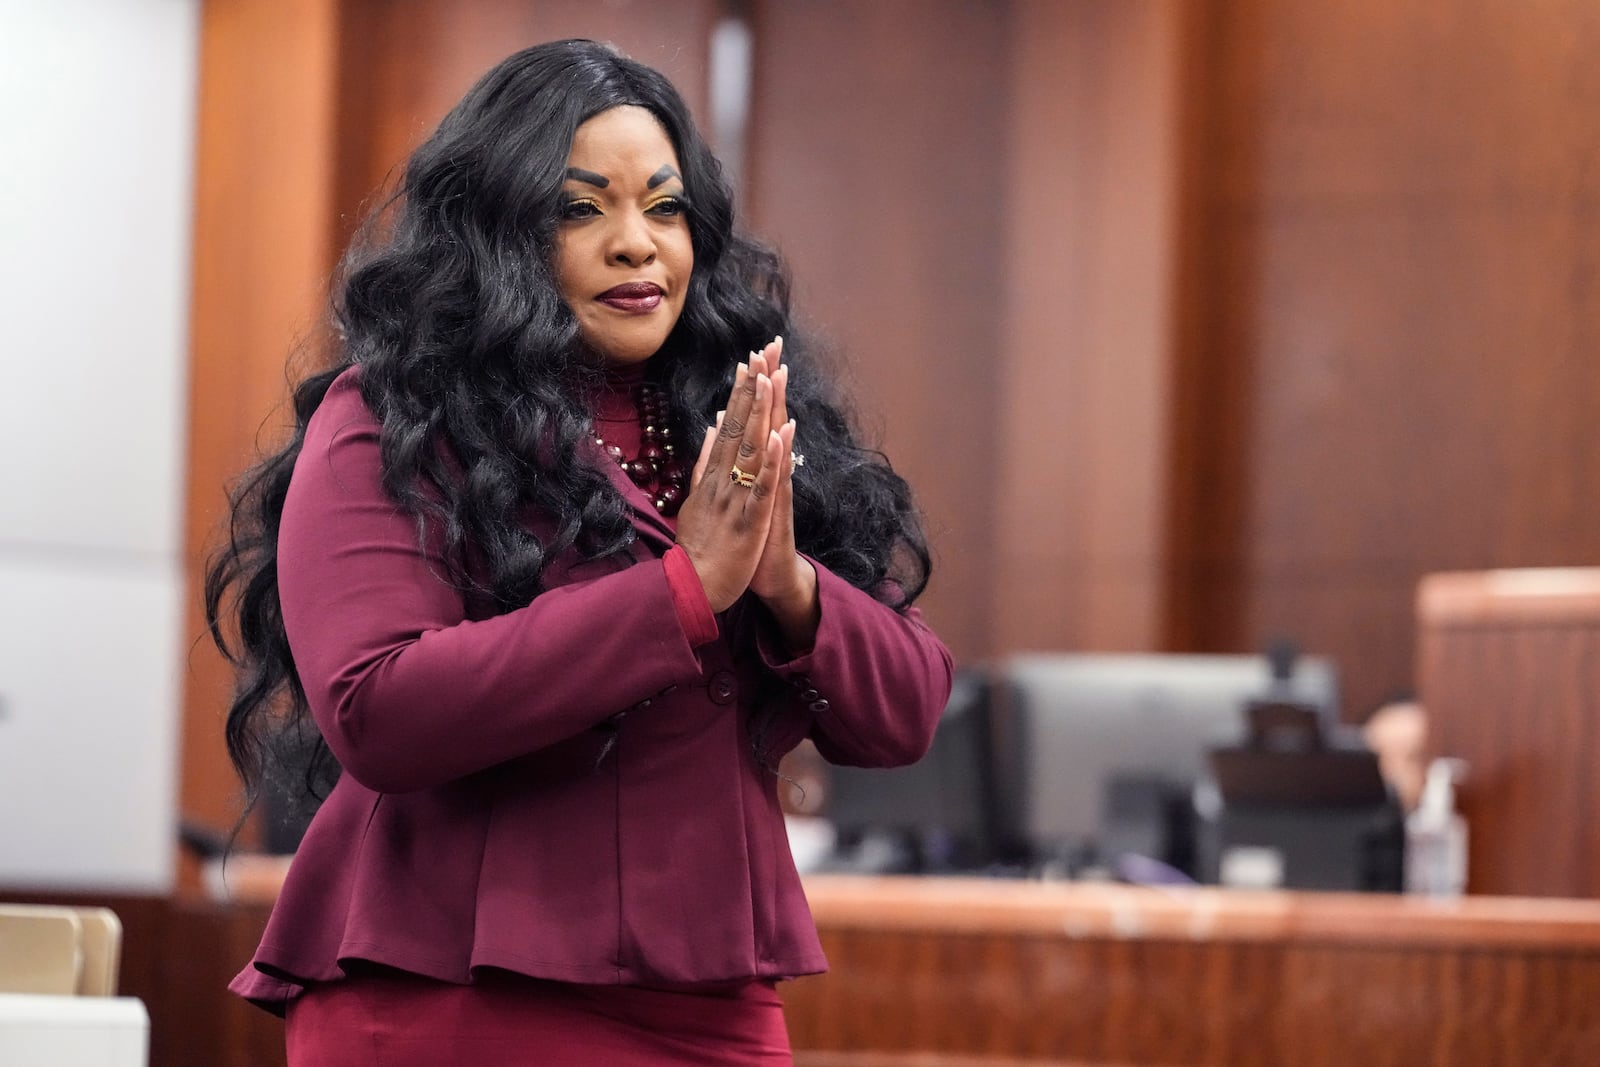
708, 670, 737, 705
808, 699, 830, 713
791, 675, 811, 689
800, 688, 820, 702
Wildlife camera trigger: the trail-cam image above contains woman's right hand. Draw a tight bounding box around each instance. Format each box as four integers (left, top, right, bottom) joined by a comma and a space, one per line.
674, 360, 787, 612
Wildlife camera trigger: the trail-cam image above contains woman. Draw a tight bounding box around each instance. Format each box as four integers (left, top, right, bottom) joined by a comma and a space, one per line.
206, 39, 952, 1065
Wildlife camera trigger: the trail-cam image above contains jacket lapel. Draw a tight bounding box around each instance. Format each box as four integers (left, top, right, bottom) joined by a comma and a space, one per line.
590, 440, 677, 553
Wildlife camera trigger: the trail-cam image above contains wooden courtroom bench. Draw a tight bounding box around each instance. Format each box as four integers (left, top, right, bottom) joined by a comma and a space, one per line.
13, 872, 1600, 1066
785, 874, 1600, 1067
1417, 567, 1600, 897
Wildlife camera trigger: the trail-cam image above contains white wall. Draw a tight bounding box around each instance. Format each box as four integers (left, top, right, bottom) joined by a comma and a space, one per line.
0, 0, 198, 892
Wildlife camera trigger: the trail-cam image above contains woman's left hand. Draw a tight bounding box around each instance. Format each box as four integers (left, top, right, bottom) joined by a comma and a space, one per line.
745, 339, 820, 649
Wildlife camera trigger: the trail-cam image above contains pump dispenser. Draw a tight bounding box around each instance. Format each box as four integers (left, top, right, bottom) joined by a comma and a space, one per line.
1404, 757, 1468, 897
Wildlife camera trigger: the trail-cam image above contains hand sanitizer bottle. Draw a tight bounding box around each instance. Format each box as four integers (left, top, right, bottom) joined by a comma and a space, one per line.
1404, 757, 1468, 897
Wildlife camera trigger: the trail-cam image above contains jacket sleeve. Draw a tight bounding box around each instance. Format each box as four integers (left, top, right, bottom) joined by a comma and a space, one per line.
754, 560, 954, 768
276, 376, 709, 794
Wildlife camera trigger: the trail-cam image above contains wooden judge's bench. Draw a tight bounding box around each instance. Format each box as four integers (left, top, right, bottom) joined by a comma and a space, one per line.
790, 566, 1600, 1066
786, 876, 1600, 1066
13, 569, 1600, 1065
1415, 568, 1600, 899
52, 874, 1600, 1067
788, 567, 1600, 1065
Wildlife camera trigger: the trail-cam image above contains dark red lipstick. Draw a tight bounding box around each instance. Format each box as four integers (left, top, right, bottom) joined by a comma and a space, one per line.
597, 282, 664, 313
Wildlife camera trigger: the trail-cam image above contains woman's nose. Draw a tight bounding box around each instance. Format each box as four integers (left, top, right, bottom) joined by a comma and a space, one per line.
608, 213, 656, 266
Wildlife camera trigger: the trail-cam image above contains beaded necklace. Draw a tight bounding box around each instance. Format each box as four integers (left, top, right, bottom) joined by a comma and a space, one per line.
593, 381, 689, 515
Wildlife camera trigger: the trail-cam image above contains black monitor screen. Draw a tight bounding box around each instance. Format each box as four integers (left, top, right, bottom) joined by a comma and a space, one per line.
819, 669, 997, 872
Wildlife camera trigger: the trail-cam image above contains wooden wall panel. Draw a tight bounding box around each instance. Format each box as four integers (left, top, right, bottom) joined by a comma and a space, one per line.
991, 0, 1189, 654
745, 0, 1008, 664
1166, 0, 1600, 719
182, 0, 344, 865
1163, 0, 1261, 665
332, 0, 721, 248
1417, 569, 1600, 897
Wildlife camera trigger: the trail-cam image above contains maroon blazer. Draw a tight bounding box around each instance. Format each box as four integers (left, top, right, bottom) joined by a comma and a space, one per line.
230, 370, 953, 1013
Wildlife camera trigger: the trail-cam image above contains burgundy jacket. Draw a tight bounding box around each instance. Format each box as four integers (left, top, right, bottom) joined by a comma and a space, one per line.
230, 370, 953, 1013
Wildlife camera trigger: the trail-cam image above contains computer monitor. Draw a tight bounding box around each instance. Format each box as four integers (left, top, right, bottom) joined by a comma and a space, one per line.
818, 669, 999, 873
990, 652, 1340, 875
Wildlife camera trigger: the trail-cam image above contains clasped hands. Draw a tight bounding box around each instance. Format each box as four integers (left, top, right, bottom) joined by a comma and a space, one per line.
675, 338, 819, 647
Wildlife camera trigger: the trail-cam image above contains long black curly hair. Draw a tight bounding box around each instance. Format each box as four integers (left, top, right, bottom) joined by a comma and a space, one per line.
205, 39, 931, 824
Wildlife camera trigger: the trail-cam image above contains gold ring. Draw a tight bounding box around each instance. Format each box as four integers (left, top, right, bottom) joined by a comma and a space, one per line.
730, 464, 756, 488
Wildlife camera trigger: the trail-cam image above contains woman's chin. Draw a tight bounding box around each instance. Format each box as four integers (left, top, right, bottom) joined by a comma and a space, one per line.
588, 338, 668, 367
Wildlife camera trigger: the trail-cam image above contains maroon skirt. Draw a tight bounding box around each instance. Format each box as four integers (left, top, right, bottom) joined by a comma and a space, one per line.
284, 969, 792, 1066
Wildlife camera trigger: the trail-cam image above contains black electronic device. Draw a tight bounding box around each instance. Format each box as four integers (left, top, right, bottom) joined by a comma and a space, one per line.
817, 669, 1000, 874
1209, 747, 1389, 807
1200, 664, 1404, 892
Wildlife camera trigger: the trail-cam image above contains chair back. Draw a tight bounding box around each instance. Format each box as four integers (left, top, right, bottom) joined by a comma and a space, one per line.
0, 904, 122, 997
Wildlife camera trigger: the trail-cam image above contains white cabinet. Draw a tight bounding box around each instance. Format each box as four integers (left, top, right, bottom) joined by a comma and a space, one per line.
0, 995, 149, 1067
0, 560, 182, 891
0, 1, 198, 893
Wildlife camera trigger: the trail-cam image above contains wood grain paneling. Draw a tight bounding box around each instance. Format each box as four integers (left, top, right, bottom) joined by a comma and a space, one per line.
181, 0, 343, 865
1417, 569, 1600, 897
1163, 0, 1260, 665
20, 881, 1600, 1067
331, 0, 721, 250
992, 0, 1190, 654
155, 899, 284, 1067
785, 876, 1600, 1066
1166, 0, 1600, 719
745, 0, 1008, 664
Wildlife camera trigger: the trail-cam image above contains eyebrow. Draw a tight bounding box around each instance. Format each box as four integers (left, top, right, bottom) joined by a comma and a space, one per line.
647, 165, 682, 189
565, 167, 609, 188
